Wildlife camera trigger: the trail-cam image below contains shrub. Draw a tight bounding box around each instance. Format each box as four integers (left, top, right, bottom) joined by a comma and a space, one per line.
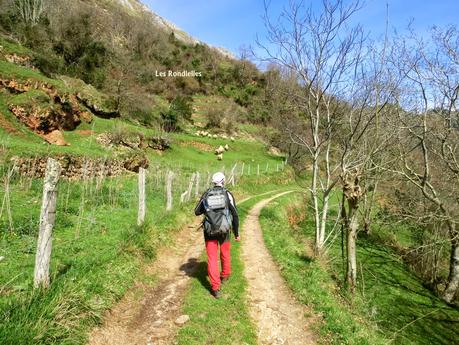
159, 95, 193, 132
170, 95, 192, 121
205, 107, 222, 129
160, 108, 178, 132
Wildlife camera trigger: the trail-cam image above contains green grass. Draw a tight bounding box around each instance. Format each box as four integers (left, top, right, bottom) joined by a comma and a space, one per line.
0, 151, 291, 345
176, 187, 292, 345
258, 192, 386, 345
0, 37, 33, 56
259, 193, 459, 345
0, 174, 192, 344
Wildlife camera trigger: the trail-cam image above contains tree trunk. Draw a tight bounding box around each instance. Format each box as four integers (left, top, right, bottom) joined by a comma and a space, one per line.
319, 194, 330, 245
443, 228, 459, 303
342, 172, 363, 293
311, 153, 322, 253
346, 203, 358, 293
34, 158, 61, 289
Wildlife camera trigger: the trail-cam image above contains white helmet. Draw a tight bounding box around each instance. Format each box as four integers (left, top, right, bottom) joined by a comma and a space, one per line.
211, 172, 225, 186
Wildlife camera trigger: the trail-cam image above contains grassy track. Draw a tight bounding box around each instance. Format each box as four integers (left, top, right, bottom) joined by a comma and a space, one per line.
176, 187, 295, 345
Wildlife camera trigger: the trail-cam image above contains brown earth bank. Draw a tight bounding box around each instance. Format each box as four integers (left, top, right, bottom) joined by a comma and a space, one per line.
1, 76, 119, 145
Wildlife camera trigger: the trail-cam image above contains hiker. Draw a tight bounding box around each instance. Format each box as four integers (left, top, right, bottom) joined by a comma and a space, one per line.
194, 172, 240, 298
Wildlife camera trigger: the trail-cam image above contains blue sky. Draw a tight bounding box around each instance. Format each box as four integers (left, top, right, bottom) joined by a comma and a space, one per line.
143, 0, 459, 57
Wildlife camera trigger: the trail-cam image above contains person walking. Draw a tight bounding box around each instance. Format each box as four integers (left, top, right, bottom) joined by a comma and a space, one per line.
194, 172, 240, 298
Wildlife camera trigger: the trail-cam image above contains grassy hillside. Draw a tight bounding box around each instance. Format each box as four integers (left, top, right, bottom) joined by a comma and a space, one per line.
0, 0, 268, 127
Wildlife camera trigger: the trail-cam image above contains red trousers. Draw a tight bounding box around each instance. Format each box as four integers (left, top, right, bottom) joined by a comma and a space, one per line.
205, 240, 231, 291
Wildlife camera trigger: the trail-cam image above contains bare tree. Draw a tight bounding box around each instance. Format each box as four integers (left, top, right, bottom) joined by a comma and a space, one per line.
390, 26, 459, 303
259, 0, 365, 253
15, 0, 45, 25
336, 52, 401, 291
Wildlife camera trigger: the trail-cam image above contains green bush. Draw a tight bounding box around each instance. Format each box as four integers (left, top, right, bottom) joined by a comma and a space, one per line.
205, 107, 222, 129
160, 108, 178, 132
160, 95, 193, 132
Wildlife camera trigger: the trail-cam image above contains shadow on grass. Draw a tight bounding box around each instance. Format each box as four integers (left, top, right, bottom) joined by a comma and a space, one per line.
296, 253, 314, 264
354, 238, 459, 345
180, 258, 210, 292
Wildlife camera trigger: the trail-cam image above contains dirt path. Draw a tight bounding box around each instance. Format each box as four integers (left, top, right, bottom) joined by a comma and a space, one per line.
86, 192, 275, 345
87, 219, 204, 345
87, 190, 312, 345
242, 192, 317, 345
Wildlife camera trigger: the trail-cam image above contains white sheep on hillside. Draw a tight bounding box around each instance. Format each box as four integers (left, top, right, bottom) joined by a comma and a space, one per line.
215, 145, 225, 155
224, 144, 229, 151
217, 153, 223, 160
230, 136, 235, 142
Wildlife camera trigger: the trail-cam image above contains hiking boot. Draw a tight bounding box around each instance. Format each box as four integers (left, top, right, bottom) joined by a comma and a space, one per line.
220, 276, 229, 284
211, 289, 222, 299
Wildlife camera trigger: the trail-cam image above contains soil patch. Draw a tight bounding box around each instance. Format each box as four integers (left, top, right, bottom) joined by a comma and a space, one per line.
75, 130, 94, 136
179, 140, 213, 152
87, 220, 204, 345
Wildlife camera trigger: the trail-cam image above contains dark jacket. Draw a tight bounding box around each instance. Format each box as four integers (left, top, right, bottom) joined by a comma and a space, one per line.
194, 186, 239, 242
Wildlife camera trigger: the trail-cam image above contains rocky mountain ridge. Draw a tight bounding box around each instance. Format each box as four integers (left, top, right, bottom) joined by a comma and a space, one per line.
112, 0, 236, 58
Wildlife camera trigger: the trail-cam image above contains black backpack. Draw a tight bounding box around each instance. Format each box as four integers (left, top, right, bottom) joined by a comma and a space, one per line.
202, 187, 232, 237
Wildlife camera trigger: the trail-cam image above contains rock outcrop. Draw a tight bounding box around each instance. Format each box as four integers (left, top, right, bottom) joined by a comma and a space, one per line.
1, 76, 120, 145
2, 78, 93, 145
96, 132, 171, 151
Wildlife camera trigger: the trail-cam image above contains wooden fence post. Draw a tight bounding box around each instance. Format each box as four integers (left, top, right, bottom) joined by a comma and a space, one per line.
166, 170, 174, 211
195, 171, 200, 197
137, 167, 146, 226
1, 166, 15, 232
186, 173, 196, 202
180, 191, 188, 204
257, 164, 260, 176
206, 171, 211, 187
228, 163, 237, 187
34, 158, 61, 289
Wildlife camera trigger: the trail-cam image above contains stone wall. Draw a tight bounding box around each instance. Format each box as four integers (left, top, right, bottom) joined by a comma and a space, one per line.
10, 154, 148, 180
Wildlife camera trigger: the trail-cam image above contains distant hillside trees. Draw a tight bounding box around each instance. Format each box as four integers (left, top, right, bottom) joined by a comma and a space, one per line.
15, 0, 44, 25
0, 0, 267, 126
